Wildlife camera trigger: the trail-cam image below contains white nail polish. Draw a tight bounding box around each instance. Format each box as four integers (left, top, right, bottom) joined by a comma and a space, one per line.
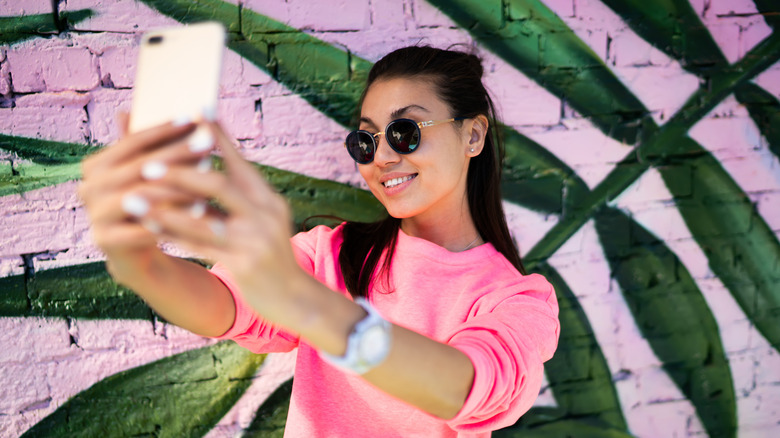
209, 219, 226, 239
188, 129, 214, 153
122, 194, 149, 217
202, 105, 217, 121
142, 219, 162, 234
196, 157, 212, 173
141, 161, 167, 180
189, 200, 207, 219
172, 114, 193, 127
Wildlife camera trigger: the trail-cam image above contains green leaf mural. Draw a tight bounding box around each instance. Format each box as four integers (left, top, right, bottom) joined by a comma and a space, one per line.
21, 342, 265, 437
427, 0, 649, 144
0, 9, 94, 46
243, 378, 294, 437
595, 207, 736, 437
734, 81, 780, 159
531, 263, 628, 430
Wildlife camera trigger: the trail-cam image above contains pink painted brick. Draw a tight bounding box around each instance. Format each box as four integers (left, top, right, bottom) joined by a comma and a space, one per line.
7, 45, 98, 92
60, 0, 180, 33
736, 385, 780, 428
0, 362, 51, 413
411, 0, 461, 28
544, 0, 575, 18
0, 208, 76, 257
0, 99, 88, 143
365, 0, 409, 31
753, 347, 780, 386
754, 62, 780, 99
0, 56, 10, 95
739, 17, 773, 60
241, 0, 291, 28
86, 88, 132, 146
753, 191, 780, 232
0, 0, 51, 14
627, 399, 698, 438
728, 349, 758, 396
219, 50, 273, 95
636, 365, 687, 403
218, 96, 261, 140
98, 45, 137, 89
30, 319, 75, 361
286, 0, 370, 31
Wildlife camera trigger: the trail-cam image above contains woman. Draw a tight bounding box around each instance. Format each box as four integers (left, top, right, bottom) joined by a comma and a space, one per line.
79, 46, 559, 436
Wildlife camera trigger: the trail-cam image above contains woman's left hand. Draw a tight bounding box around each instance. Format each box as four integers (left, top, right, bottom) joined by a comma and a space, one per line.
144, 121, 311, 325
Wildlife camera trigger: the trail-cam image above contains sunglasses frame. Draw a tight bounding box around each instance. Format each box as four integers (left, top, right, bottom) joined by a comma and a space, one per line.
345, 117, 465, 164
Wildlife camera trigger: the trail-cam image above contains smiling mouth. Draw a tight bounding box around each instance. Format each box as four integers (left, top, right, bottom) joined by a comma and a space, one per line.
382, 174, 417, 188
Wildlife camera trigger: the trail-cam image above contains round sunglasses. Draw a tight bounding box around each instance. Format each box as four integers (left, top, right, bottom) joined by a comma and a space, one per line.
345, 117, 465, 164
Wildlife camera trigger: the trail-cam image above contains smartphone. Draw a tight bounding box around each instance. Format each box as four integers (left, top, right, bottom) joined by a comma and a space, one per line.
129, 22, 225, 133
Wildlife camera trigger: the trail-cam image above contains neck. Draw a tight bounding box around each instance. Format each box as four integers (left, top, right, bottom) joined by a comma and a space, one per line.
401, 213, 482, 252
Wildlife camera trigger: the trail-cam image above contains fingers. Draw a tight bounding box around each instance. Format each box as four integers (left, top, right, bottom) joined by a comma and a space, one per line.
206, 121, 276, 196
82, 120, 197, 178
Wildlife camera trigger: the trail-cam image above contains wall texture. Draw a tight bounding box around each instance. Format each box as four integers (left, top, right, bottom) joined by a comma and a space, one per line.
1, 0, 779, 437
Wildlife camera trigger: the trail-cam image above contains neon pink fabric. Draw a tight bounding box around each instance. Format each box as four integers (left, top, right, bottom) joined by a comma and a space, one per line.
211, 224, 559, 437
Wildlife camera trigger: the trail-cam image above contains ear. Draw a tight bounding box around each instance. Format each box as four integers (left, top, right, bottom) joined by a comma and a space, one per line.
465, 114, 489, 157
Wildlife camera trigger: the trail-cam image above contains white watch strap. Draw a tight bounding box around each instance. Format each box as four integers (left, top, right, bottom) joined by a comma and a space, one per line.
320, 298, 392, 374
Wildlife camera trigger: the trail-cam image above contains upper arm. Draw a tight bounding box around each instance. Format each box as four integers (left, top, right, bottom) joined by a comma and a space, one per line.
445, 274, 560, 432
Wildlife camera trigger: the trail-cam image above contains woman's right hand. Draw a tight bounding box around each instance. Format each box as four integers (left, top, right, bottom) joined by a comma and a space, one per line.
78, 114, 211, 272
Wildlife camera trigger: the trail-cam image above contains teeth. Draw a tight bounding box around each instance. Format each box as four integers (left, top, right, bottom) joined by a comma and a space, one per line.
383, 175, 415, 188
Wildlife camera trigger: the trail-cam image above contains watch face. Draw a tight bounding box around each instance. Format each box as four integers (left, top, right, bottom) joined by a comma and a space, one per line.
359, 325, 390, 364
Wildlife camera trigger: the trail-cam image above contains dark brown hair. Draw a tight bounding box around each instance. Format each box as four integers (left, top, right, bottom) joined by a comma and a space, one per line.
339, 45, 526, 298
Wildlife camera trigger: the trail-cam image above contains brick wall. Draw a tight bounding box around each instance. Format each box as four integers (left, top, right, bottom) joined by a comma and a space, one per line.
1, 0, 778, 436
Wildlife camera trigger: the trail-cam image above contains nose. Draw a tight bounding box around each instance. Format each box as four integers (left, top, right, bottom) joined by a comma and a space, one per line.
373, 133, 400, 167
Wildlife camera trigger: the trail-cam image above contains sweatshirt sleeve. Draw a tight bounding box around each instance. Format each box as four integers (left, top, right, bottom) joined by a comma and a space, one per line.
207, 225, 334, 353
445, 273, 560, 432
208, 263, 300, 354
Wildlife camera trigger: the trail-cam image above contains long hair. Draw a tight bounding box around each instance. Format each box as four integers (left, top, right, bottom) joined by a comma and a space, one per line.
339, 46, 526, 299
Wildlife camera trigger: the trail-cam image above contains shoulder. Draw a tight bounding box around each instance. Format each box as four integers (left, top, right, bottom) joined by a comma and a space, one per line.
291, 223, 346, 254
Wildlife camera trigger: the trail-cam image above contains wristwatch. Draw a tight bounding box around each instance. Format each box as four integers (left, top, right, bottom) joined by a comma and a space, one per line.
321, 298, 393, 374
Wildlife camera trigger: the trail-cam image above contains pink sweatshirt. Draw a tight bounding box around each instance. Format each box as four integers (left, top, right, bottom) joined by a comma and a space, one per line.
212, 225, 559, 437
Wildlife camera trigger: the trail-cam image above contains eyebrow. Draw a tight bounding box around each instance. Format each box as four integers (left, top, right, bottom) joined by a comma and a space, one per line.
359, 104, 430, 127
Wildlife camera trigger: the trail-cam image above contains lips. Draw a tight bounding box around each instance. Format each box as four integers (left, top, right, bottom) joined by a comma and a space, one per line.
382, 174, 417, 188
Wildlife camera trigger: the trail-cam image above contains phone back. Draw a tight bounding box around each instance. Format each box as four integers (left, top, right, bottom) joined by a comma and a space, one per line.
129, 22, 225, 133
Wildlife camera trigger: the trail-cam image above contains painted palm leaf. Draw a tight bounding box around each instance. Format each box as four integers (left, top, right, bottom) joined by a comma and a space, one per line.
734, 82, 780, 159
600, 0, 727, 74
595, 207, 736, 437
594, 0, 780, 354
530, 263, 628, 430
243, 378, 293, 437
21, 341, 265, 437
427, 0, 649, 144
0, 9, 93, 45
753, 0, 779, 30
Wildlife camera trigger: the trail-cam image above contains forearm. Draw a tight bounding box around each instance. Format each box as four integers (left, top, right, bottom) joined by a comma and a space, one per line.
278, 274, 474, 420
107, 249, 235, 337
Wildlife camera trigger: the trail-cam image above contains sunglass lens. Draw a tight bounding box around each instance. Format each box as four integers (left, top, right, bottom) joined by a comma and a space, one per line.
387, 120, 419, 154
346, 131, 375, 164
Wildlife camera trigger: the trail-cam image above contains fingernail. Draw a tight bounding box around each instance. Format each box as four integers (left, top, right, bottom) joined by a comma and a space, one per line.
189, 200, 207, 219
122, 194, 149, 217
142, 219, 162, 234
172, 114, 193, 127
202, 105, 217, 121
209, 219, 226, 239
196, 157, 212, 173
188, 129, 214, 153
141, 161, 167, 180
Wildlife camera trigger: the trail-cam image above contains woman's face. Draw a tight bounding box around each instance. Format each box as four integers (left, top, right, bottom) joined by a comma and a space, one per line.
357, 77, 476, 224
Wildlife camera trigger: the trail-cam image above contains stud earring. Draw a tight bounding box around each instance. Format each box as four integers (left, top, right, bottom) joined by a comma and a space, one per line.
469, 148, 475, 153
